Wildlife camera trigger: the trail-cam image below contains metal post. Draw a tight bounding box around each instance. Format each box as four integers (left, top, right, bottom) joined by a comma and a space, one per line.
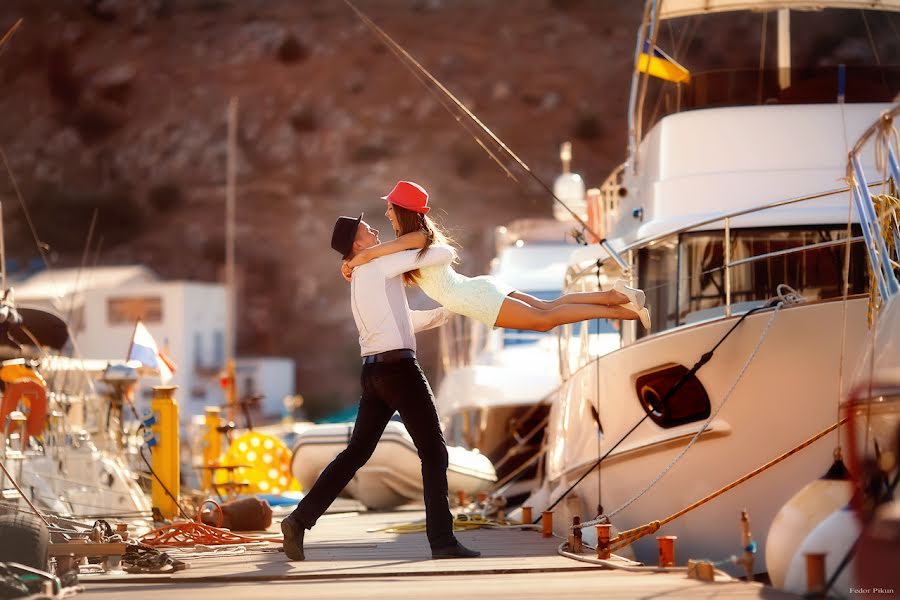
724, 217, 732, 317
777, 9, 791, 91
202, 406, 222, 492
150, 385, 180, 520
805, 552, 826, 595
852, 157, 897, 297
596, 524, 611, 559
521, 506, 532, 525
541, 511, 553, 538
225, 97, 238, 379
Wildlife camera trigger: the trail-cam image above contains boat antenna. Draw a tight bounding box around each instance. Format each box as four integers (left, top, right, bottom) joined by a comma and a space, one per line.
342, 0, 629, 274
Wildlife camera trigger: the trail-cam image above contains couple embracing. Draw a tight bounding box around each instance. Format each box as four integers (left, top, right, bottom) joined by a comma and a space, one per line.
281, 181, 648, 561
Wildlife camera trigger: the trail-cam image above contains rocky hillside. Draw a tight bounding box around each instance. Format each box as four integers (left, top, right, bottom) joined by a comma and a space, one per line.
1, 1, 895, 415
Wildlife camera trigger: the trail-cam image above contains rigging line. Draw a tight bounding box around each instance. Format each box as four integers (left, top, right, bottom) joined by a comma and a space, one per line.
0, 144, 99, 396
574, 234, 865, 303
634, 0, 664, 149
597, 303, 781, 523
535, 302, 774, 523
343, 1, 611, 249
64, 208, 98, 332
0, 145, 52, 279
757, 10, 768, 106
888, 13, 900, 45
346, 2, 516, 181
859, 10, 881, 66
139, 444, 191, 521
0, 457, 51, 525
835, 90, 856, 453
16, 325, 50, 362
359, 13, 517, 183
674, 16, 695, 58
15, 469, 143, 497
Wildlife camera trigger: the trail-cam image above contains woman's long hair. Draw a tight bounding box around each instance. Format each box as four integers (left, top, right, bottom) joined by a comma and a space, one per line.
391, 203, 454, 286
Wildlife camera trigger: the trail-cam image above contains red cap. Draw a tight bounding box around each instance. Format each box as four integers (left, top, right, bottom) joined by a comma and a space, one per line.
382, 181, 430, 214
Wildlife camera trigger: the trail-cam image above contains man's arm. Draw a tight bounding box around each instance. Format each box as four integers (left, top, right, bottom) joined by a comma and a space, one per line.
378, 245, 455, 279
411, 307, 450, 333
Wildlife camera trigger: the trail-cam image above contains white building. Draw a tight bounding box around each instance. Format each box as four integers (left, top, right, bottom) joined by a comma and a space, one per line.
14, 266, 295, 422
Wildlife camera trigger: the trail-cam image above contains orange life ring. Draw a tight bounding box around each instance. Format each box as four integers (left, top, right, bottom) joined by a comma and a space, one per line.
1, 380, 48, 441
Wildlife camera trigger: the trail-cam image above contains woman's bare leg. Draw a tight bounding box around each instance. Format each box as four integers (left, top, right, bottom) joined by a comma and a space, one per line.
510, 290, 629, 309
495, 296, 640, 332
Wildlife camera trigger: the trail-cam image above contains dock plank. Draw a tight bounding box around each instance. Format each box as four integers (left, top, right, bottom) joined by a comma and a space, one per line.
79, 509, 800, 599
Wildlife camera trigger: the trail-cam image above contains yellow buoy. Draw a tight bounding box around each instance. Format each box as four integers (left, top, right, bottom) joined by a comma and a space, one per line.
216, 431, 301, 495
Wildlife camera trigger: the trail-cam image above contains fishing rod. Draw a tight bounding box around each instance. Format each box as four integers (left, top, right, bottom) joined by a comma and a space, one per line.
343, 0, 630, 275
0, 18, 23, 55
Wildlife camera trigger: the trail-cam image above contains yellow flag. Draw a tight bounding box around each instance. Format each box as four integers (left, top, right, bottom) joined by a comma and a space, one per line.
637, 44, 690, 84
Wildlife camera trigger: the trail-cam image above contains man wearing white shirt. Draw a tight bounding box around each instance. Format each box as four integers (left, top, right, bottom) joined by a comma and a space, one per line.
281, 213, 480, 561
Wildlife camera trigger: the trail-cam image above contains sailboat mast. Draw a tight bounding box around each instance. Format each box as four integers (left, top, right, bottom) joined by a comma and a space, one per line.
225, 96, 238, 419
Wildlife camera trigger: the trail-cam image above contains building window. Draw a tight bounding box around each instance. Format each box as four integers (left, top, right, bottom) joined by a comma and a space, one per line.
212, 330, 225, 369
194, 332, 204, 369
107, 297, 162, 325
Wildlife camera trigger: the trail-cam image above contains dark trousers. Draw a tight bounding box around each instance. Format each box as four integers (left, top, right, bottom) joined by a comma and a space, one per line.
290, 357, 456, 548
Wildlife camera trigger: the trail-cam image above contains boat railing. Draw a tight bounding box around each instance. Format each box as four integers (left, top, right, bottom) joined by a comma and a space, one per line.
599, 162, 626, 242
847, 105, 900, 301
566, 173, 893, 328
438, 312, 490, 373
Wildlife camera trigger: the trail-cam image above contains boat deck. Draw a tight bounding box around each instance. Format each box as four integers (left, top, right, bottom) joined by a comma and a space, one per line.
79, 507, 800, 599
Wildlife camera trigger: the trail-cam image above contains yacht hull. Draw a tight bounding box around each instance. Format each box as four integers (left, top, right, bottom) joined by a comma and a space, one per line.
541, 298, 868, 574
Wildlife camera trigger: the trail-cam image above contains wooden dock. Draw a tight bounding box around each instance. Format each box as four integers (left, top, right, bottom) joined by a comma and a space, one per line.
79, 508, 800, 599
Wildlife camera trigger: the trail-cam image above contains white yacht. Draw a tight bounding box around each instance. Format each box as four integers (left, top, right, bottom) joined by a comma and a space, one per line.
528, 0, 900, 575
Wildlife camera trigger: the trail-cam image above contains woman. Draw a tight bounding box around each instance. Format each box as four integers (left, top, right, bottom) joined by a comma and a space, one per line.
344, 181, 650, 332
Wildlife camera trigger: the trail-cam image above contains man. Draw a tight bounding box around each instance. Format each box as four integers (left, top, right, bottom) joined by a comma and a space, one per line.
281, 213, 480, 561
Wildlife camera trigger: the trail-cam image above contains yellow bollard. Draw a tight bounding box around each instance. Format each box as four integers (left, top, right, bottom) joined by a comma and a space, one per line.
202, 406, 222, 492
149, 386, 180, 520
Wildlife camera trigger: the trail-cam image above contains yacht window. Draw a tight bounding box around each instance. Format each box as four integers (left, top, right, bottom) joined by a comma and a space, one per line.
641, 10, 900, 132
679, 227, 866, 325
636, 236, 679, 338
635, 363, 711, 428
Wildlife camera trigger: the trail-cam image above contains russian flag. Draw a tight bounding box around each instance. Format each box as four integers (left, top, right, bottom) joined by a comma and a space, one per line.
128, 321, 176, 383
638, 42, 690, 84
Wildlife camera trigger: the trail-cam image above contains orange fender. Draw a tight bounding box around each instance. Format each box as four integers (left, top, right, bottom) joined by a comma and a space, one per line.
1, 380, 48, 441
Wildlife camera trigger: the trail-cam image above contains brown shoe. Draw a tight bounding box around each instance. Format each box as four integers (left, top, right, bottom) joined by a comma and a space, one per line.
280, 516, 305, 561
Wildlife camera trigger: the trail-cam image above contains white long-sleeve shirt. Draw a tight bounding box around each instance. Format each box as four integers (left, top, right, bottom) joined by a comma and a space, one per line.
350, 245, 454, 356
